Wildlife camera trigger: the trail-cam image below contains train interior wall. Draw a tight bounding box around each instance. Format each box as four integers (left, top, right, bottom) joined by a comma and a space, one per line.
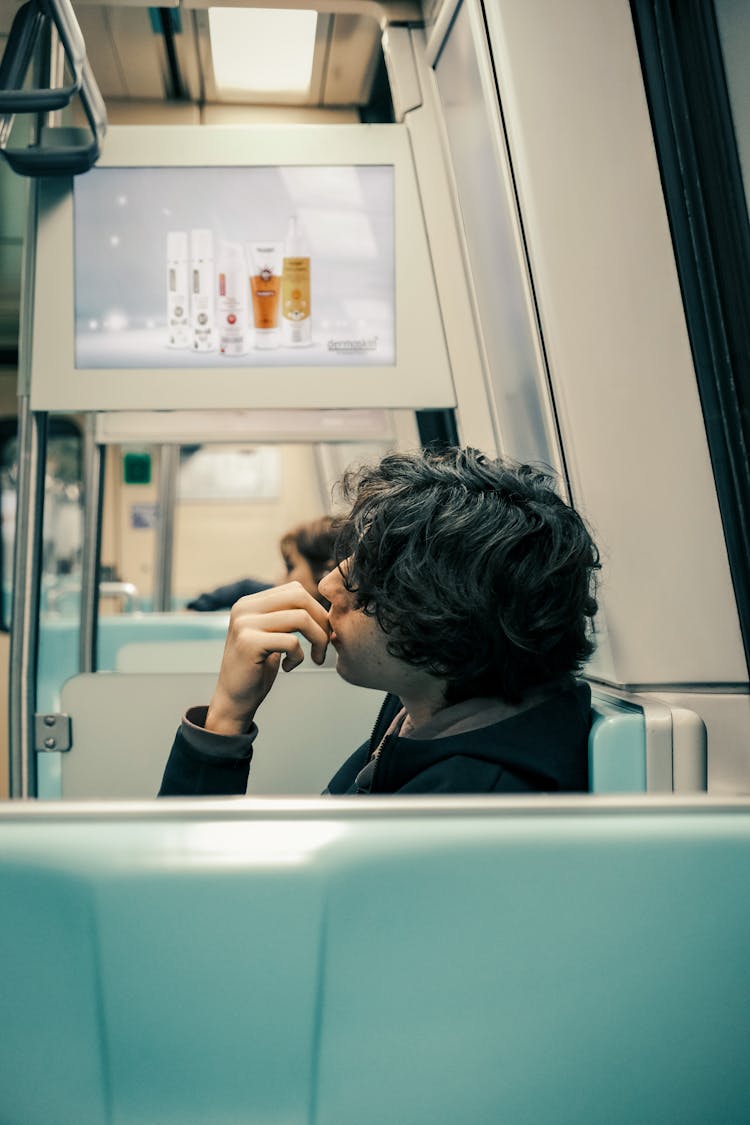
1, 4, 749, 1117
1, 0, 749, 795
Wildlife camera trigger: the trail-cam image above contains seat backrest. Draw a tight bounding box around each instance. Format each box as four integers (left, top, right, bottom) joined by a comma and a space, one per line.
44, 645, 705, 798
58, 666, 382, 799
54, 673, 694, 799
589, 686, 707, 793
0, 798, 747, 1125
37, 612, 231, 711
589, 690, 646, 792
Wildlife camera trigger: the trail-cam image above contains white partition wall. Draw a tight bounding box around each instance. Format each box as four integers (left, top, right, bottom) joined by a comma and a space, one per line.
59, 668, 383, 799
427, 0, 563, 472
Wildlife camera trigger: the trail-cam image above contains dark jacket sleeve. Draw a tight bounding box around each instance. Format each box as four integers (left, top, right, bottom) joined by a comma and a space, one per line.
160, 693, 399, 798
186, 578, 272, 612
158, 727, 253, 796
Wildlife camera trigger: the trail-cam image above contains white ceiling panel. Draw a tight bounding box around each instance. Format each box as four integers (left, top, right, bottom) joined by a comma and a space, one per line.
73, 6, 128, 99
103, 6, 168, 100
324, 13, 382, 106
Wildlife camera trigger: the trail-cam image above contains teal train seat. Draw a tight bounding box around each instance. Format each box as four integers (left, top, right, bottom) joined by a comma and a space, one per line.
589, 688, 706, 793
37, 612, 230, 712
51, 672, 706, 799
589, 691, 647, 791
0, 797, 746, 1124
36, 613, 234, 798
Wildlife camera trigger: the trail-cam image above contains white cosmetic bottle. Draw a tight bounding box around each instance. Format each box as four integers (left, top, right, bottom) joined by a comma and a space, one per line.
166, 231, 190, 348
217, 241, 250, 356
190, 228, 217, 352
281, 215, 312, 346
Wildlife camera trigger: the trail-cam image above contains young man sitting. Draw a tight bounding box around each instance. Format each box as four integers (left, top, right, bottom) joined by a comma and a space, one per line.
159, 447, 600, 797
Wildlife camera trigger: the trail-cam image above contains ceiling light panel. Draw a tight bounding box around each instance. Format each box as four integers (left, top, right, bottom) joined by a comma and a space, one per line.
208, 7, 318, 96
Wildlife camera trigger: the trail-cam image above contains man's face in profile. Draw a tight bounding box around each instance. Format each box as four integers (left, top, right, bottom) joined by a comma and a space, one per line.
318, 559, 393, 692
317, 556, 442, 709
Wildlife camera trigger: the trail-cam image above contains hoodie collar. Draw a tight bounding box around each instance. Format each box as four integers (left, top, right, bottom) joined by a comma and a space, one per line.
374, 681, 591, 793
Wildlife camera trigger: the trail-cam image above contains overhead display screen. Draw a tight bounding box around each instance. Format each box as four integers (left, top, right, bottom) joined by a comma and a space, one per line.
73, 164, 395, 369
31, 123, 455, 412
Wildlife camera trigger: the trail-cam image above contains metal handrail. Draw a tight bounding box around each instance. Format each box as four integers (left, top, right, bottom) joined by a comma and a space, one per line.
0, 0, 107, 176
0, 0, 84, 113
45, 579, 140, 615
1, 61, 106, 176
98, 581, 139, 613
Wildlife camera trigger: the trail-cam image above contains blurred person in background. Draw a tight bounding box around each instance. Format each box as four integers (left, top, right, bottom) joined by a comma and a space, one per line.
186, 515, 337, 610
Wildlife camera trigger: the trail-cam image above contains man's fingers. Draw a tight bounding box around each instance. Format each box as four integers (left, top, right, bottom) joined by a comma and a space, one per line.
234, 581, 330, 634
208, 586, 329, 732
256, 631, 305, 665
234, 609, 329, 665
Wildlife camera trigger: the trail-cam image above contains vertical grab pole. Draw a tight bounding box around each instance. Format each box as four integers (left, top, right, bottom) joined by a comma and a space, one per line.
153, 444, 178, 612
7, 24, 68, 797
8, 402, 47, 799
78, 415, 104, 673
8, 176, 46, 798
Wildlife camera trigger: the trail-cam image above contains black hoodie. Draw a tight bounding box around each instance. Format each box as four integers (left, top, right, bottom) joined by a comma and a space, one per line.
159, 682, 591, 797
324, 682, 590, 795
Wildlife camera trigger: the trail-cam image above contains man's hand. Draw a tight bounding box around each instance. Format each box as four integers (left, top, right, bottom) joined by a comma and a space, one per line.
205, 582, 331, 735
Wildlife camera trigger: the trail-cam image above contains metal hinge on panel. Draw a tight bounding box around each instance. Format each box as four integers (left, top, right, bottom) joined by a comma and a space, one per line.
34, 713, 72, 753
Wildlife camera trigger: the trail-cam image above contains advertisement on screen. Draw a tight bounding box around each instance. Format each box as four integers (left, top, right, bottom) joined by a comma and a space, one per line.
73, 165, 395, 369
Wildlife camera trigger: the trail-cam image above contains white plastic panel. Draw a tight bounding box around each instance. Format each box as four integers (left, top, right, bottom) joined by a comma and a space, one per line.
200, 106, 360, 125
430, 0, 562, 469
641, 689, 750, 794
59, 668, 382, 799
382, 26, 422, 120
404, 30, 496, 454
74, 5, 168, 101
671, 707, 708, 794
95, 408, 396, 444
324, 13, 383, 107
480, 0, 746, 687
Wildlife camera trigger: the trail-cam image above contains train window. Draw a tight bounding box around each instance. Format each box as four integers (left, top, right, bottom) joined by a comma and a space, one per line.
29, 429, 403, 799
0, 416, 83, 629
631, 0, 750, 672
173, 443, 323, 605
431, 0, 563, 470
98, 437, 396, 615
714, 1, 750, 211
177, 446, 282, 503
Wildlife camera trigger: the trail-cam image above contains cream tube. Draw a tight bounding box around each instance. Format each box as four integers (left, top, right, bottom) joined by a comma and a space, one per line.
247, 241, 282, 349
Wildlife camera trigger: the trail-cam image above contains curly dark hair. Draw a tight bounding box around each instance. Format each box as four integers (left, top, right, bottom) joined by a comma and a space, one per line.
334, 447, 600, 705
